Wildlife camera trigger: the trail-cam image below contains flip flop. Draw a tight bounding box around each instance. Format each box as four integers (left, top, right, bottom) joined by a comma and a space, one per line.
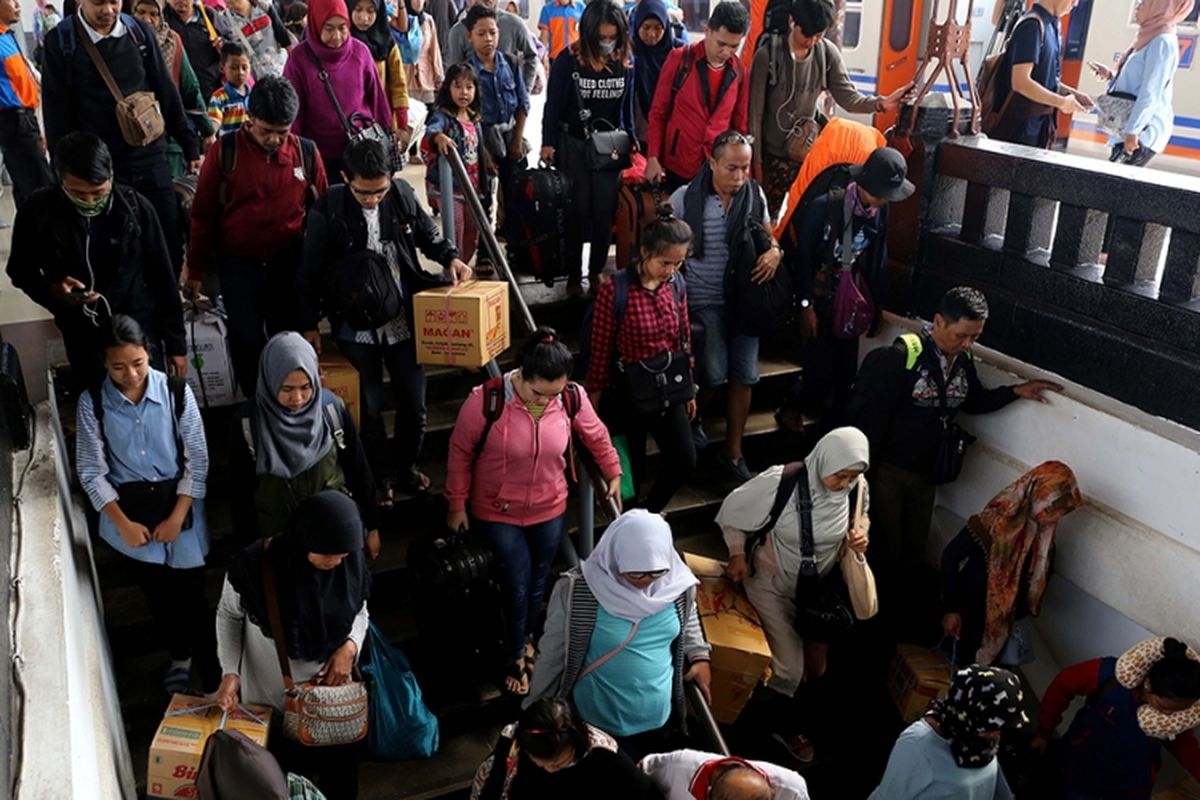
406, 469, 432, 496
503, 659, 530, 697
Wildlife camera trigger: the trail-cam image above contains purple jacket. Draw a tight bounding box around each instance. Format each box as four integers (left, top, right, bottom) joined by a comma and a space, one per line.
283, 37, 392, 165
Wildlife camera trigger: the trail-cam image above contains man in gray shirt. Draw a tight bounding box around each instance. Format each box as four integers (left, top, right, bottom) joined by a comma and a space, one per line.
446, 0, 538, 88
669, 130, 782, 482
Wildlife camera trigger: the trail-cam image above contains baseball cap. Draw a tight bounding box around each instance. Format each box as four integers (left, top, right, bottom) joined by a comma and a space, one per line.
850, 147, 915, 203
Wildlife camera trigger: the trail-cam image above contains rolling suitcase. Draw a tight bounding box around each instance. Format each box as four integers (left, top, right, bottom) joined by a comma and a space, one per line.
613, 181, 669, 272
505, 164, 573, 286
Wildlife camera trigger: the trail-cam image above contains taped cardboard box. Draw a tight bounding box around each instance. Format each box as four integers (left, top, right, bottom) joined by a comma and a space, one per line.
413, 281, 510, 368
147, 694, 272, 799
319, 341, 361, 429
683, 552, 772, 725
888, 644, 953, 723
184, 308, 241, 408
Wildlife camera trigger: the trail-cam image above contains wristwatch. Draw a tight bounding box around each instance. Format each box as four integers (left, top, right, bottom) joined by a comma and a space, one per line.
799, 299, 812, 309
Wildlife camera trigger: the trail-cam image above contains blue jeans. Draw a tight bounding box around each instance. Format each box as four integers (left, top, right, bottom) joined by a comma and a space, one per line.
478, 515, 566, 661
691, 305, 760, 388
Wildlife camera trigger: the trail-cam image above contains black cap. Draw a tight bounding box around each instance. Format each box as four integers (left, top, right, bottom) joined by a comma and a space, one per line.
850, 147, 915, 203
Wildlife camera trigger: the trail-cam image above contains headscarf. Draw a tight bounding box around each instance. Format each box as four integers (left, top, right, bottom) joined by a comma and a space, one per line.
802, 426, 870, 553
971, 461, 1083, 665
1125, 0, 1195, 65
196, 729, 288, 800
136, 0, 179, 79
226, 491, 370, 662
253, 332, 334, 479
630, 0, 680, 117
306, 0, 356, 65
925, 665, 1030, 768
351, 0, 394, 62
581, 509, 699, 622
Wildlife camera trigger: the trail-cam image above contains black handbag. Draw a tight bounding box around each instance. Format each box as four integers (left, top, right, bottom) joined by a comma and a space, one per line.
792, 467, 855, 643
306, 43, 401, 173
932, 368, 976, 485
616, 276, 695, 415
571, 71, 632, 172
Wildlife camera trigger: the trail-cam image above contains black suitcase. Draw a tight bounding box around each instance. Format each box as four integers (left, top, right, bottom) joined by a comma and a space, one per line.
504, 165, 573, 286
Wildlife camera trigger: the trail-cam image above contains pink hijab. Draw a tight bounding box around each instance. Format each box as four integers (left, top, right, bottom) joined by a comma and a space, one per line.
1125, 0, 1195, 63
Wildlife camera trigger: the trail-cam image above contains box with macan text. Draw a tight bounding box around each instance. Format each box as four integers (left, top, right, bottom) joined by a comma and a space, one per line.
319, 340, 361, 429
147, 694, 271, 799
413, 281, 510, 368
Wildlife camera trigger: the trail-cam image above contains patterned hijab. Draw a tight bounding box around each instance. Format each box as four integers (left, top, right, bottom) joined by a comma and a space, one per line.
926, 665, 1030, 768
136, 0, 179, 78
971, 461, 1082, 665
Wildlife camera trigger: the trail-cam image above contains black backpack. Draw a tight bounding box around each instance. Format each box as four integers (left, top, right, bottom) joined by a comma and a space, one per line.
505, 165, 573, 287
725, 188, 794, 337
324, 249, 404, 332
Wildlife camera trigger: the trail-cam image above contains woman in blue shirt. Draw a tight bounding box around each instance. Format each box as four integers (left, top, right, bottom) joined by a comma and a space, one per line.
76, 314, 220, 695
870, 665, 1030, 800
1090, 0, 1195, 166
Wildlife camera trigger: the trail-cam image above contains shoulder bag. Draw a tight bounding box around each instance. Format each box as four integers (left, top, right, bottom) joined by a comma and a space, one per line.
829, 190, 876, 340
262, 556, 369, 747
304, 42, 401, 173
840, 477, 878, 620
791, 464, 856, 643
1095, 91, 1138, 138
76, 16, 164, 147
570, 70, 632, 172
615, 271, 695, 415
931, 360, 976, 485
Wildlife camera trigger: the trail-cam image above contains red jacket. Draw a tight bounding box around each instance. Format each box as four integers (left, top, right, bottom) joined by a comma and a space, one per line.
187, 130, 329, 281
446, 373, 621, 526
646, 40, 751, 181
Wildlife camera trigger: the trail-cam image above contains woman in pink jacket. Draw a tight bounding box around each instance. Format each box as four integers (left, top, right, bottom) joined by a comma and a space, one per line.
447, 326, 622, 697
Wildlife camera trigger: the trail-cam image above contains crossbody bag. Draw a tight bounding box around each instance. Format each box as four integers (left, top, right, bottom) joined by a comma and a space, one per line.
569, 70, 632, 171
76, 16, 165, 146
304, 42, 401, 172
615, 271, 695, 415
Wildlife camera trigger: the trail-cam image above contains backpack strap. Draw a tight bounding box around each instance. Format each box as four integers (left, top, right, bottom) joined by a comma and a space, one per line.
168, 374, 187, 422
670, 45, 694, 97
474, 375, 506, 457
744, 461, 806, 576
297, 135, 320, 207
89, 382, 107, 454
899, 332, 923, 371
218, 131, 238, 206
612, 268, 633, 331
325, 401, 346, 450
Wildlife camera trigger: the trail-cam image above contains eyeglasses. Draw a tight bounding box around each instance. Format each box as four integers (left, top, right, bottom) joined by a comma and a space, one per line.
349, 183, 390, 199
624, 569, 669, 580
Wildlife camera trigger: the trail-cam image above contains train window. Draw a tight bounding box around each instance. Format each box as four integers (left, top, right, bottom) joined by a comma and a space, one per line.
842, 1, 863, 49
889, 0, 914, 51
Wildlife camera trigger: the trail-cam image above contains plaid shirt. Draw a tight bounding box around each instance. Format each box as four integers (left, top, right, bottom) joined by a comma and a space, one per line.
586, 273, 692, 392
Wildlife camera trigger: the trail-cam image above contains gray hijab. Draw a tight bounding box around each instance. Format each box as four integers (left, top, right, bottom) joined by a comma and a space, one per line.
254, 333, 333, 479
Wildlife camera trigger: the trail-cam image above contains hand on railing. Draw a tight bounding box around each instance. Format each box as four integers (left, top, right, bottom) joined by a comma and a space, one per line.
685, 660, 713, 705
432, 132, 458, 155
684, 675, 730, 756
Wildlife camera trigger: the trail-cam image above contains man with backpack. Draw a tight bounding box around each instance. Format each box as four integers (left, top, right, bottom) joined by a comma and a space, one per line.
41, 0, 201, 276
644, 1, 752, 191
982, 0, 1092, 148
669, 130, 781, 483
780, 146, 912, 430
748, 0, 908, 221
186, 75, 329, 397
847, 286, 1061, 610
298, 138, 470, 504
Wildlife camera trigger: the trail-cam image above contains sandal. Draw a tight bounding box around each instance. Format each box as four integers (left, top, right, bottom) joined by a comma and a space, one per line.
406, 469, 432, 496
504, 658, 530, 696
773, 733, 815, 764
377, 477, 396, 510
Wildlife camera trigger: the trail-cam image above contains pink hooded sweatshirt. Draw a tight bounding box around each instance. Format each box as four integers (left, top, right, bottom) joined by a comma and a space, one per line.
446, 373, 621, 526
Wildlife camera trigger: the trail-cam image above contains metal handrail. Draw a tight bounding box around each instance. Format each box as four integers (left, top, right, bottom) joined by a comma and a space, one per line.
686, 681, 731, 757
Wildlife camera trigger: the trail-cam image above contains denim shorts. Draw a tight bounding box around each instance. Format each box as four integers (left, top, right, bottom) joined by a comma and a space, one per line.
691, 305, 760, 388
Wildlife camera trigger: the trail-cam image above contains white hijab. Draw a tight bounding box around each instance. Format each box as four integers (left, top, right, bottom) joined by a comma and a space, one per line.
803, 426, 871, 545
581, 510, 699, 622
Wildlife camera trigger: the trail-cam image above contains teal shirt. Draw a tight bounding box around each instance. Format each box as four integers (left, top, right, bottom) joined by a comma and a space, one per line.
869, 720, 1013, 800
572, 605, 680, 737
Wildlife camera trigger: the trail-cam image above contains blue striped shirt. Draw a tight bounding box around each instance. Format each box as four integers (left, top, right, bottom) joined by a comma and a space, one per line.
76, 370, 210, 568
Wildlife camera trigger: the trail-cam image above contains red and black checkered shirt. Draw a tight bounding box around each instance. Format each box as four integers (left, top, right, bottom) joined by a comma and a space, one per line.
586, 275, 692, 392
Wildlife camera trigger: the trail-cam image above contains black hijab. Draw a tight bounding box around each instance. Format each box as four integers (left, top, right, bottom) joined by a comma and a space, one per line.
351, 0, 395, 62
926, 665, 1031, 768
227, 491, 371, 663
630, 0, 681, 117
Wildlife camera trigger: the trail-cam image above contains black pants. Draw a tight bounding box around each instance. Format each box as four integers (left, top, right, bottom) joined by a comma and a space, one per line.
784, 322, 861, 431
0, 108, 53, 209
115, 155, 182, 273
218, 250, 302, 397
338, 336, 426, 487
272, 735, 363, 800
558, 136, 622, 280
127, 558, 222, 691
624, 400, 696, 513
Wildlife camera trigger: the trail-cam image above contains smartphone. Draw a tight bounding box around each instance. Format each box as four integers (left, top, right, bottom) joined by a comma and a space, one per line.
68, 286, 91, 297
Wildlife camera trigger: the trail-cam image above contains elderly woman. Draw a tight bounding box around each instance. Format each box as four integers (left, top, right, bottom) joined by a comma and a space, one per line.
716, 427, 872, 763
249, 332, 380, 556
941, 461, 1082, 667
214, 491, 371, 800
526, 510, 711, 761
470, 698, 661, 800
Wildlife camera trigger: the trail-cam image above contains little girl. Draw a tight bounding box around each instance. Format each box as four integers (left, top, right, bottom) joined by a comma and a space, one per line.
422, 63, 492, 267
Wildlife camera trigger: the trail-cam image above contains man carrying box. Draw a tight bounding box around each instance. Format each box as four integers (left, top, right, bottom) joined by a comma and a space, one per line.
298, 138, 471, 504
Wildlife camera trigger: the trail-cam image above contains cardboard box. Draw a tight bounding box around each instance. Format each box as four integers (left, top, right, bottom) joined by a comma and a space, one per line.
147, 694, 272, 799
413, 281, 510, 368
683, 552, 772, 725
319, 342, 361, 429
1153, 777, 1200, 799
184, 308, 241, 408
888, 644, 953, 723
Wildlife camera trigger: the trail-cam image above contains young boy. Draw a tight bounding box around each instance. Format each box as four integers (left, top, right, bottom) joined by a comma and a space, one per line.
538, 0, 584, 61
465, 5, 528, 212
207, 43, 252, 135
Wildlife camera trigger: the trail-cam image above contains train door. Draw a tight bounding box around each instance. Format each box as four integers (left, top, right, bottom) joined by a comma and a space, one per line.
875, 0, 924, 132
839, 0, 885, 124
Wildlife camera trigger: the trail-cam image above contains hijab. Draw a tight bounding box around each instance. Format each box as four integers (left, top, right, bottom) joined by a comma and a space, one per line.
226, 491, 370, 662
926, 665, 1030, 768
137, 0, 179, 78
196, 729, 288, 800
630, 0, 680, 116
351, 0, 394, 62
1130, 0, 1195, 55
581, 509, 699, 622
253, 332, 334, 479
971, 461, 1082, 665
802, 426, 870, 546
306, 0, 356, 65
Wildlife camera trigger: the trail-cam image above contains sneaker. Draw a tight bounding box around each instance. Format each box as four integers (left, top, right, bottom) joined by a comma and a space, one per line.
773, 733, 815, 764
717, 452, 753, 483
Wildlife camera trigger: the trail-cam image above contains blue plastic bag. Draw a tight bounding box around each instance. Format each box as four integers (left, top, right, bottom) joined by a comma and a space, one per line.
361, 622, 440, 760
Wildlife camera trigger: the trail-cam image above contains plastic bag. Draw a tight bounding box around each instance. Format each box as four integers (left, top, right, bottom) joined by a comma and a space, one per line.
361, 622, 440, 760
611, 435, 637, 501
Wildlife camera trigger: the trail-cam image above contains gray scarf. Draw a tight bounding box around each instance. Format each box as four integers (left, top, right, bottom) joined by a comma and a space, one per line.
254, 333, 333, 479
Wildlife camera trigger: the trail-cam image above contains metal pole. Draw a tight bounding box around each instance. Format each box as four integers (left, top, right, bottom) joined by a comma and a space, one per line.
438, 157, 456, 247
577, 475, 595, 558
686, 681, 730, 756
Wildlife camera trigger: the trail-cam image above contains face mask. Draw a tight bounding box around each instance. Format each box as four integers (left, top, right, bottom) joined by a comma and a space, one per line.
64, 189, 111, 218
599, 39, 617, 55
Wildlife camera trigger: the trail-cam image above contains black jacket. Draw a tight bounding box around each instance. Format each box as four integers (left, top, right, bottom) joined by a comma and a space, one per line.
6, 184, 186, 356
297, 178, 460, 333
41, 13, 199, 166
848, 330, 1017, 477
165, 3, 223, 100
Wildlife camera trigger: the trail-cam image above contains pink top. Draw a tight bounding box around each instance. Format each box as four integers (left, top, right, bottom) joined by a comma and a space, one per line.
446, 373, 621, 526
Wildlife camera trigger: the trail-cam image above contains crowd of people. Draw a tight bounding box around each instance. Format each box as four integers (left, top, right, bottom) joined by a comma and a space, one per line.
3, 0, 1200, 796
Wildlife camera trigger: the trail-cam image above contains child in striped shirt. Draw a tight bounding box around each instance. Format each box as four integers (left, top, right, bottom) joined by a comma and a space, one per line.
208, 42, 252, 135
